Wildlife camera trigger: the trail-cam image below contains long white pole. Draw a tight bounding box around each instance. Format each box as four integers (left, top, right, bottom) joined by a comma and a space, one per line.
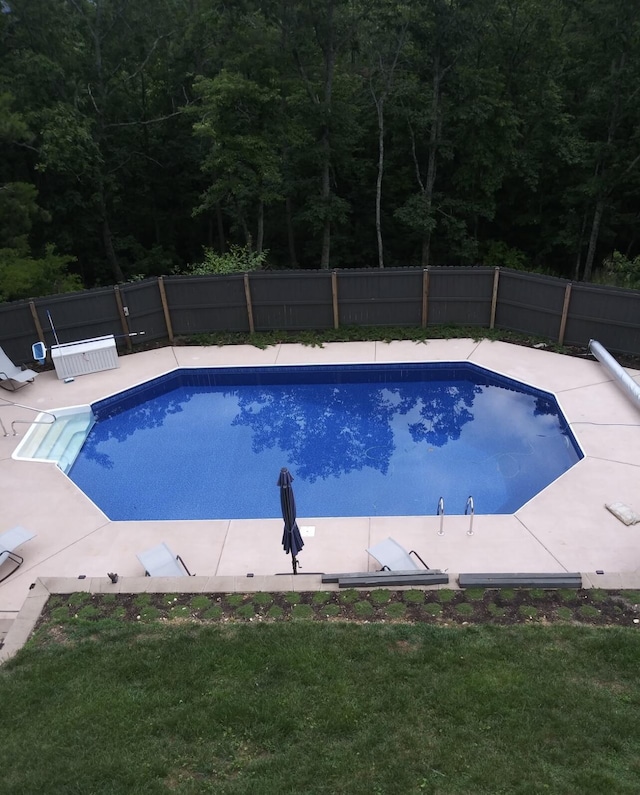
46, 310, 60, 346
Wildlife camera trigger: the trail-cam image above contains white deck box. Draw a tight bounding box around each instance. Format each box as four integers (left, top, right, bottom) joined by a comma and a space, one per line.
51, 335, 119, 379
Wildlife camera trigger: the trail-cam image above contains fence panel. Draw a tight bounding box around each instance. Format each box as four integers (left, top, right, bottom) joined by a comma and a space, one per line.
0, 302, 37, 363
119, 280, 167, 341
34, 289, 122, 348
250, 270, 333, 330
337, 268, 423, 326
495, 271, 568, 339
163, 275, 249, 334
565, 283, 640, 354
427, 267, 495, 326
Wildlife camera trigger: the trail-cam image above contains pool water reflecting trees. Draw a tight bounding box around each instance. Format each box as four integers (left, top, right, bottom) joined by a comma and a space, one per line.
69, 364, 582, 520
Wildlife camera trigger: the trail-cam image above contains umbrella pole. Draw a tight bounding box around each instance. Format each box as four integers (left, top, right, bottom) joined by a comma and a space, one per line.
292, 556, 298, 575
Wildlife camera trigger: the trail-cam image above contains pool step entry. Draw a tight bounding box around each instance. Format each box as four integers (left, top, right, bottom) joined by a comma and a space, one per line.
12, 405, 95, 473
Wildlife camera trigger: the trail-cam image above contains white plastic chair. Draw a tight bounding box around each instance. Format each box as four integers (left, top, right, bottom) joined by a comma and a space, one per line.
0, 526, 37, 582
136, 542, 193, 576
366, 537, 430, 571
0, 346, 38, 391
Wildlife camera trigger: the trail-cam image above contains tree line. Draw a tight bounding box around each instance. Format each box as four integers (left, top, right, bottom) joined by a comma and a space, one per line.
1, 0, 639, 301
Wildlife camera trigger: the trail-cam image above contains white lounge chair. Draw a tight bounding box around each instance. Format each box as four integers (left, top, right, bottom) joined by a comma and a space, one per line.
366, 537, 430, 571
0, 526, 37, 583
0, 346, 38, 391
136, 542, 193, 577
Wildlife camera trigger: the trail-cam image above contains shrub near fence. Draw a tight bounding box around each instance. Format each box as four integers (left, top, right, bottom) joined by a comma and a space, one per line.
1, 266, 640, 363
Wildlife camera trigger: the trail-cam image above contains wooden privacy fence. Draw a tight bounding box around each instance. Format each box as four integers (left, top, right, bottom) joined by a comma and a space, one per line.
1, 266, 640, 363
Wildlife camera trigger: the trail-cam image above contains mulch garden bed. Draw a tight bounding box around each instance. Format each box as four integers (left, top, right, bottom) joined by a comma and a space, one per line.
34, 588, 640, 635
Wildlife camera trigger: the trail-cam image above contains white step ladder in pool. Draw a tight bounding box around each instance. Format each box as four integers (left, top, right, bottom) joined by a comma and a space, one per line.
12, 406, 95, 473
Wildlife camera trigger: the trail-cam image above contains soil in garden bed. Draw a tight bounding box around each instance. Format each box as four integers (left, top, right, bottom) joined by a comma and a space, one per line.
35, 588, 640, 635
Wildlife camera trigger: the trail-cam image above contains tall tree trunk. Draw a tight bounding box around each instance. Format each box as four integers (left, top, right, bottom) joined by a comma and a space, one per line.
237, 203, 252, 250
285, 197, 298, 268
421, 57, 441, 269
291, 0, 348, 270
98, 184, 124, 282
216, 202, 226, 253
256, 199, 264, 254
370, 28, 405, 269
91, 0, 123, 282
624, 220, 638, 258
583, 199, 606, 282
319, 1, 336, 270
278, 15, 298, 270
375, 97, 385, 268
139, 68, 163, 248
573, 209, 589, 281
320, 142, 332, 269
582, 54, 624, 282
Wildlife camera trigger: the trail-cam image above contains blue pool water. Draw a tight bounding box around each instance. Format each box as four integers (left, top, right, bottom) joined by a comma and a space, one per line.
68, 363, 583, 520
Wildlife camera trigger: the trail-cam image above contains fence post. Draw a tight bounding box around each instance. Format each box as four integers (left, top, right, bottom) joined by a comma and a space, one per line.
421, 268, 429, 328
244, 272, 255, 334
331, 270, 339, 329
113, 285, 132, 351
490, 267, 500, 329
157, 276, 174, 343
29, 301, 45, 343
558, 282, 572, 346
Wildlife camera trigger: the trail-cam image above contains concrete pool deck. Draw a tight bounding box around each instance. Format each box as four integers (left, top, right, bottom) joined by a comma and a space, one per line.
1, 338, 640, 652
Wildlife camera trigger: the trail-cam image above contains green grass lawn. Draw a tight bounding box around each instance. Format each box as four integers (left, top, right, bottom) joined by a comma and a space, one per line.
2, 620, 640, 794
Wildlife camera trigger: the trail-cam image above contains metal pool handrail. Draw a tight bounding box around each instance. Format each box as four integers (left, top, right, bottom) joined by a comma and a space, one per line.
437, 497, 445, 536
465, 496, 475, 536
0, 398, 57, 436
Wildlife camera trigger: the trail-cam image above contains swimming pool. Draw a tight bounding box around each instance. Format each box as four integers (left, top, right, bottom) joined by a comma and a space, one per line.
67, 362, 583, 520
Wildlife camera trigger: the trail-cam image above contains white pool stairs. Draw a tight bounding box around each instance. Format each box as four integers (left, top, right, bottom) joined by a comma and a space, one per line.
12, 405, 95, 473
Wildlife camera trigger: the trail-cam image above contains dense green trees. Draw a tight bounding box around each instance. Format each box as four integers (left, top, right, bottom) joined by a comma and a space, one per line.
1, 0, 638, 296
0, 90, 80, 299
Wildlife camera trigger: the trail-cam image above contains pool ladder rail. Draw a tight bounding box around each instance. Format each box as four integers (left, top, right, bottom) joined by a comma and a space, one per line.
437, 497, 445, 536
436, 496, 474, 536
465, 496, 474, 536
0, 398, 57, 437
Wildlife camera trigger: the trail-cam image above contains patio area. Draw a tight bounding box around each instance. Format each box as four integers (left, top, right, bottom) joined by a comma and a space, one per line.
2, 337, 640, 619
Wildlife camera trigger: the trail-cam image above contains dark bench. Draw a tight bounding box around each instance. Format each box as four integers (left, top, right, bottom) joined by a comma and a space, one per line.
458, 572, 582, 589
323, 570, 449, 588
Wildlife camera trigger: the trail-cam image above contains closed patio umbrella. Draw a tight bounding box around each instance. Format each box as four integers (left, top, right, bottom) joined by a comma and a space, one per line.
278, 467, 304, 574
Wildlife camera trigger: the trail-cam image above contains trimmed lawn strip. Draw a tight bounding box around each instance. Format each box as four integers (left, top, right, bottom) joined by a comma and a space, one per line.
3, 622, 640, 794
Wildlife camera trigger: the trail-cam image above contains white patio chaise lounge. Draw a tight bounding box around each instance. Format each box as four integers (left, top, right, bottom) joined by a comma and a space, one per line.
366, 537, 430, 571
0, 526, 37, 583
136, 542, 193, 577
0, 346, 39, 391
